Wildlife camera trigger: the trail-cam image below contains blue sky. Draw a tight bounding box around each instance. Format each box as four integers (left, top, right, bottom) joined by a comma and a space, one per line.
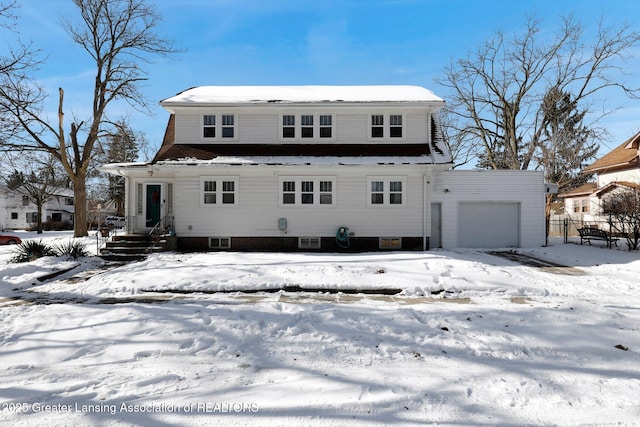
14, 0, 640, 159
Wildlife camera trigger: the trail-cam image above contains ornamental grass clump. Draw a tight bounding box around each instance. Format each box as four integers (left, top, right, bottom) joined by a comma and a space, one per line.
11, 240, 58, 263
55, 240, 90, 259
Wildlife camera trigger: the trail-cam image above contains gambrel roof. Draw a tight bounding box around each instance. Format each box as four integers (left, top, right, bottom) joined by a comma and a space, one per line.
152, 85, 451, 165
152, 115, 450, 164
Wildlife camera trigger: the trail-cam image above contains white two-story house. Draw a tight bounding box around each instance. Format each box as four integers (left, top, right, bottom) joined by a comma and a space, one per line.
102, 85, 547, 250
0, 186, 74, 230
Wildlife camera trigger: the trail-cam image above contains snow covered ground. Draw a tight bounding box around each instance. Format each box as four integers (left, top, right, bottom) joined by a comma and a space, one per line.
1, 230, 639, 426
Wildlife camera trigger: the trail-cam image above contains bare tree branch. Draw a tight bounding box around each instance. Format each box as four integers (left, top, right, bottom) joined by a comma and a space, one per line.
435, 14, 640, 171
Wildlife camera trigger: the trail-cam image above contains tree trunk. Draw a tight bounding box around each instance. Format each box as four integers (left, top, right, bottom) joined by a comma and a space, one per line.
36, 200, 44, 234
73, 173, 89, 237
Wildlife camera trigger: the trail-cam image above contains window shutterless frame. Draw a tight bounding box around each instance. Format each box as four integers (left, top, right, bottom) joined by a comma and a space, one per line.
200, 177, 239, 207
279, 114, 334, 141
367, 176, 406, 206
279, 177, 336, 206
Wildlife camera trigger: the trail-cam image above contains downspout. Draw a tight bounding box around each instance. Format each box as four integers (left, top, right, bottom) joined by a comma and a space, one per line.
423, 109, 437, 251
423, 173, 427, 251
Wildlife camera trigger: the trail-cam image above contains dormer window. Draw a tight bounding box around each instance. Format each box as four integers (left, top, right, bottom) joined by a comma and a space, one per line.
282, 115, 295, 138
202, 114, 236, 140
371, 115, 384, 138
280, 114, 334, 141
301, 115, 314, 138
390, 115, 403, 138
320, 115, 332, 138
222, 115, 235, 138
370, 114, 404, 140
203, 115, 216, 138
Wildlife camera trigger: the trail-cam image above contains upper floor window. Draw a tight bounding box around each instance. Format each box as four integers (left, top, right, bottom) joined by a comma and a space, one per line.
202, 114, 236, 140
370, 114, 404, 140
280, 114, 334, 140
371, 115, 384, 138
280, 177, 335, 206
368, 177, 406, 206
390, 115, 403, 138
282, 115, 295, 138
22, 195, 30, 206
319, 115, 332, 138
203, 115, 216, 138
222, 115, 235, 138
301, 115, 314, 138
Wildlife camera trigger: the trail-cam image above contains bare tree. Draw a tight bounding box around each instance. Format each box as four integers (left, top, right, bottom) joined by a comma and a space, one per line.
5, 155, 69, 234
91, 119, 143, 212
601, 187, 640, 250
0, 1, 43, 146
0, 0, 176, 237
439, 108, 476, 169
435, 14, 640, 171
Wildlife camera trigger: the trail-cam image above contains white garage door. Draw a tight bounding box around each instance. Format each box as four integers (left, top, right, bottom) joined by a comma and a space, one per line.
458, 202, 520, 248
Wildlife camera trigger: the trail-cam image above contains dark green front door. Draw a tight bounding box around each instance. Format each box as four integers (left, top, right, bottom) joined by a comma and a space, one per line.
146, 184, 161, 227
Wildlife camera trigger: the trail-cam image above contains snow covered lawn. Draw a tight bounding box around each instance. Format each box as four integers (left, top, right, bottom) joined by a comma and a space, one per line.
1, 231, 639, 426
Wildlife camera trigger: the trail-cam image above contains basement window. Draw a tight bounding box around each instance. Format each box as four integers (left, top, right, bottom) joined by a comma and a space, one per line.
379, 237, 402, 249
210, 237, 231, 249
299, 237, 321, 249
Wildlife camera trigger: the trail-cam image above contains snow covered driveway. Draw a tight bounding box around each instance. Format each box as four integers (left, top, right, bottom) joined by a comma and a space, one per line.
1, 233, 639, 426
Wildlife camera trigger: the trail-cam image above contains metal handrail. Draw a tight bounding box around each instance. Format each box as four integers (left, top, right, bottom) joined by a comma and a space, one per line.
95, 218, 127, 255
148, 216, 175, 252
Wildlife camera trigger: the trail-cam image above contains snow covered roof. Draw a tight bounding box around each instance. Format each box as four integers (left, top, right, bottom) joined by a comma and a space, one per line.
161, 85, 444, 106
154, 155, 440, 167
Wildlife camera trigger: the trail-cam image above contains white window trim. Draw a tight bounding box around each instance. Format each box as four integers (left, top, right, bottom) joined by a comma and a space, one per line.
200, 177, 239, 207
279, 177, 336, 207
367, 176, 407, 207
200, 114, 238, 141
210, 237, 231, 249
279, 114, 335, 141
299, 237, 322, 249
367, 114, 406, 141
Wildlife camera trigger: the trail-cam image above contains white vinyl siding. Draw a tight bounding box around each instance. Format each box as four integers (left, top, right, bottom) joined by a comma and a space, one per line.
166, 165, 428, 239
174, 110, 427, 145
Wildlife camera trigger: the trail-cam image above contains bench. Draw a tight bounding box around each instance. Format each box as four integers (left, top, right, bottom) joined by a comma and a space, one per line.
578, 227, 619, 247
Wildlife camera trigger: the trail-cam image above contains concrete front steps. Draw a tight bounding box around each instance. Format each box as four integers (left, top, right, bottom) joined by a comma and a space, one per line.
99, 234, 177, 262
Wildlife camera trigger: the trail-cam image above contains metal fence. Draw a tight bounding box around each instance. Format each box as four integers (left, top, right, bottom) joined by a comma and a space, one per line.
548, 217, 613, 238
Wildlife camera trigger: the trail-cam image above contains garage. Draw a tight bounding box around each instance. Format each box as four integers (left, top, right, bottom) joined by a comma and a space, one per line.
458, 202, 520, 248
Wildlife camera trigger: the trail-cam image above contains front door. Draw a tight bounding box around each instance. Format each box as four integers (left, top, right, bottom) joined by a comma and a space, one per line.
146, 184, 162, 227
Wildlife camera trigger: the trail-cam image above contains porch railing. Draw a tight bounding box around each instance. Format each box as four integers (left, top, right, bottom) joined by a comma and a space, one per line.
148, 216, 175, 252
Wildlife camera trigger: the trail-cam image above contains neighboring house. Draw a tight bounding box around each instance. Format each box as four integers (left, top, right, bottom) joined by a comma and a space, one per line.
0, 186, 74, 230
102, 85, 547, 250
88, 198, 125, 225
559, 131, 640, 222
